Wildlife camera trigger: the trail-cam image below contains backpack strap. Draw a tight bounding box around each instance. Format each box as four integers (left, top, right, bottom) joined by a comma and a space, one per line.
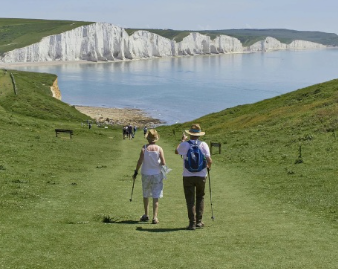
188, 140, 201, 146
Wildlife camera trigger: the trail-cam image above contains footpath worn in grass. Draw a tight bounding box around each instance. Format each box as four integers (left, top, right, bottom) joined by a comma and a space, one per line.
1, 126, 338, 268
1, 69, 338, 268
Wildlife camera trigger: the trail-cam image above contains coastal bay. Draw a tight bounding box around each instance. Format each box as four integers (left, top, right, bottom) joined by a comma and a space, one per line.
13, 49, 338, 125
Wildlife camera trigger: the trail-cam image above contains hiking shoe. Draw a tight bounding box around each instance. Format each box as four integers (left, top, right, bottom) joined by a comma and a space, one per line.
140, 215, 149, 222
186, 222, 196, 230
152, 218, 159, 224
196, 222, 204, 228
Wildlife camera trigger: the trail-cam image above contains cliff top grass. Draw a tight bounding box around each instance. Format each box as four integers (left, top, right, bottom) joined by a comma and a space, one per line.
125, 28, 192, 42
200, 28, 338, 46
1, 68, 338, 268
0, 18, 93, 55
127, 28, 338, 46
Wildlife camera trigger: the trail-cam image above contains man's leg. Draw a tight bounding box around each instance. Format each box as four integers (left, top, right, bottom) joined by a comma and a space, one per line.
183, 177, 196, 229
196, 177, 206, 227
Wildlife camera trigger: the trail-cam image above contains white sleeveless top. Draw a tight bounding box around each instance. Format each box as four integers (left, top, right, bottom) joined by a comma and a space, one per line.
141, 145, 161, 176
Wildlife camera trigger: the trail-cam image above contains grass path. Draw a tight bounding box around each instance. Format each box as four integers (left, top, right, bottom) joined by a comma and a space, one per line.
1, 128, 338, 268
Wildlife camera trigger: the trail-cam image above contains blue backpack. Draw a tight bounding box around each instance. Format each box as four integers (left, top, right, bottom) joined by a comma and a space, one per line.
184, 140, 207, 172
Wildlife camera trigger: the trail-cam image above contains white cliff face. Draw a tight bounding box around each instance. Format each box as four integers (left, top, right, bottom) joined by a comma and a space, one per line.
248, 37, 326, 52
175, 32, 244, 55
211, 35, 243, 53
248, 37, 287, 52
1, 23, 129, 62
287, 40, 326, 50
0, 23, 243, 63
0, 22, 326, 64
176, 33, 212, 55
126, 30, 175, 59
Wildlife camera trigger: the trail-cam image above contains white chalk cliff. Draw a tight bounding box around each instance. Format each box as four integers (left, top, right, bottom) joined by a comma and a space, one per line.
0, 22, 326, 64
248, 37, 326, 52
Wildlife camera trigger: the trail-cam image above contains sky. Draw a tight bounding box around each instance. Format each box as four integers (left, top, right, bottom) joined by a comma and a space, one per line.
1, 0, 338, 34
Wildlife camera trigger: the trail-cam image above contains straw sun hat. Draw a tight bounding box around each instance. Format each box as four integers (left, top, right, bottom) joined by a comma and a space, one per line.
185, 124, 205, 136
146, 129, 160, 142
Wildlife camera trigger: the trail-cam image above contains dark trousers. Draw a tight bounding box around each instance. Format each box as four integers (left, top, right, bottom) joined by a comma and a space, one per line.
183, 176, 206, 224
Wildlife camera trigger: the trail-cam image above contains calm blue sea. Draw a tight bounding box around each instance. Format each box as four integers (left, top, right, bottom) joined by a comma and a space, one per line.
16, 49, 338, 125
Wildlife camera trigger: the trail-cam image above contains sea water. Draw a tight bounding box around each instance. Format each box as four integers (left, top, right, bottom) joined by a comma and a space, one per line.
15, 49, 338, 125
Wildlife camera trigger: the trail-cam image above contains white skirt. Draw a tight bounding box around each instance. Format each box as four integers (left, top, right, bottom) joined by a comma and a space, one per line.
141, 173, 164, 198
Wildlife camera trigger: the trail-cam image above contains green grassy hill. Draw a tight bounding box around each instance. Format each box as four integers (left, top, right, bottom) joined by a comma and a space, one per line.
1, 69, 338, 268
0, 18, 93, 55
0, 69, 89, 121
158, 79, 338, 224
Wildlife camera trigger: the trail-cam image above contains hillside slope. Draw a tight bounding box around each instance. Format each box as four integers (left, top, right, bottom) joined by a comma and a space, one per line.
0, 69, 89, 121
159, 79, 338, 224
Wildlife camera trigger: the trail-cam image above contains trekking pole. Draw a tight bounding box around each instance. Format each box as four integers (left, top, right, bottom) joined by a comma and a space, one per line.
207, 168, 215, 220
130, 171, 137, 202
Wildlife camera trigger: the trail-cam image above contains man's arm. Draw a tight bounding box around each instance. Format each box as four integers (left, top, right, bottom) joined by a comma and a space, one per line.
206, 156, 212, 169
175, 133, 188, 154
202, 142, 212, 169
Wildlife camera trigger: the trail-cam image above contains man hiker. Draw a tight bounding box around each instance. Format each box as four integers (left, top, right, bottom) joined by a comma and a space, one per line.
175, 124, 212, 230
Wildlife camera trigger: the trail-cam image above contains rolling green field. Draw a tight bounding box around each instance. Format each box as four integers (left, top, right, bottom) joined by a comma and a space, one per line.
1, 69, 338, 268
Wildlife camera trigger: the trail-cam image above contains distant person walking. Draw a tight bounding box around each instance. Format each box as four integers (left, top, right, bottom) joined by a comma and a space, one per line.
175, 124, 212, 230
123, 126, 128, 139
128, 124, 133, 140
133, 129, 166, 224
143, 126, 148, 137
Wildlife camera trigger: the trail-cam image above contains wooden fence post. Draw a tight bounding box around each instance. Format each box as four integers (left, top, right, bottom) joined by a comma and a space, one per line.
10, 73, 18, 95
210, 142, 221, 155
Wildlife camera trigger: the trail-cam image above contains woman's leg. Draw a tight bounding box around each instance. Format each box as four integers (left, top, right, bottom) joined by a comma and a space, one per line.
152, 198, 159, 220
143, 197, 149, 216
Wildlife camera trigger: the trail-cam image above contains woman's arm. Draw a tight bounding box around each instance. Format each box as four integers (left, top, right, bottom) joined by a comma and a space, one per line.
159, 147, 166, 166
133, 148, 145, 179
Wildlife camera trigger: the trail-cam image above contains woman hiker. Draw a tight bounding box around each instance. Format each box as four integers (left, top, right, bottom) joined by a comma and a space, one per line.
133, 129, 166, 224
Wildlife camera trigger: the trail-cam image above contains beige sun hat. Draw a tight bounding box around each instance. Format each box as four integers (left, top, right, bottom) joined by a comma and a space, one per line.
185, 124, 205, 136
146, 129, 160, 142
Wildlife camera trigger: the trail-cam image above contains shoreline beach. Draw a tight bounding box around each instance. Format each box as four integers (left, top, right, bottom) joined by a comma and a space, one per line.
74, 105, 164, 127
